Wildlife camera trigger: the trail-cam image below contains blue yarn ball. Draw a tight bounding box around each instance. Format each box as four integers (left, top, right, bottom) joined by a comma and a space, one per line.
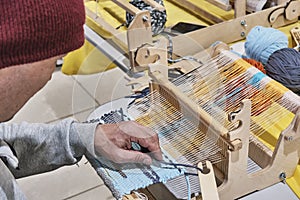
244, 26, 288, 65
265, 48, 300, 93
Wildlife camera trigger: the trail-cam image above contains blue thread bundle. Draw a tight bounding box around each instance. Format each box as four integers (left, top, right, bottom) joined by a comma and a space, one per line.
265, 48, 300, 93
244, 26, 288, 65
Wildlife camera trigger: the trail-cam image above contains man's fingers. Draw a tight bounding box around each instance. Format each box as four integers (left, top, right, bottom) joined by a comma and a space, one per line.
118, 121, 163, 161
119, 121, 156, 138
136, 136, 163, 161
97, 121, 163, 164
141, 142, 163, 161
116, 149, 153, 165
150, 149, 163, 161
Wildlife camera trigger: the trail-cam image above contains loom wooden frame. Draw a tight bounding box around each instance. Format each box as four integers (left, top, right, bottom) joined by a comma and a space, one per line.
143, 58, 300, 200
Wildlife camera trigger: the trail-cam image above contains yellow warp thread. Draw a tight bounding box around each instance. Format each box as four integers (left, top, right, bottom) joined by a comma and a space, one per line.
251, 102, 294, 150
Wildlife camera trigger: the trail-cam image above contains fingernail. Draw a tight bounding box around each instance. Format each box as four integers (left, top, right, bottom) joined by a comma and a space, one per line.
143, 158, 151, 165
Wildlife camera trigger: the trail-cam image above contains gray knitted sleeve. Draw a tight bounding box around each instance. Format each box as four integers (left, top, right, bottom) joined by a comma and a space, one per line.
0, 118, 99, 178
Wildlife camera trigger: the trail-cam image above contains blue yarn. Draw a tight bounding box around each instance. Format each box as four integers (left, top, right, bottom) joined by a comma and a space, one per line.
244, 26, 288, 65
265, 48, 300, 93
247, 71, 266, 89
185, 174, 191, 200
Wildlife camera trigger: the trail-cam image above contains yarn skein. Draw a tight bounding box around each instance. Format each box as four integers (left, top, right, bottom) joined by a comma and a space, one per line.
243, 58, 266, 74
265, 48, 300, 93
244, 26, 288, 65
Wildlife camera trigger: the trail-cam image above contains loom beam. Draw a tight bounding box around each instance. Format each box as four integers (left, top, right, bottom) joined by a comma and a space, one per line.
171, 0, 300, 52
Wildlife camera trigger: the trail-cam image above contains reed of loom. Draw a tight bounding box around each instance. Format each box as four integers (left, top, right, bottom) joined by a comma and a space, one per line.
146, 51, 300, 200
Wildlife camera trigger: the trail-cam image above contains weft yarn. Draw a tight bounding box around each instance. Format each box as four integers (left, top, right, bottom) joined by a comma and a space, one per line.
265, 48, 300, 93
245, 26, 288, 65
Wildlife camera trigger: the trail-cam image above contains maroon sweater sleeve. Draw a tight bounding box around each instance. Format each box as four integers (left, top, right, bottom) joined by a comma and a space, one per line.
0, 1, 86, 68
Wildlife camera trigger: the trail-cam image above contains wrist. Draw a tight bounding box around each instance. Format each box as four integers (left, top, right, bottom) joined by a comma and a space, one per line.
71, 121, 99, 158
94, 124, 111, 157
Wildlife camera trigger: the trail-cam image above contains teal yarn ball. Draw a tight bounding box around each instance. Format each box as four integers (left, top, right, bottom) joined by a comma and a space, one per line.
244, 26, 288, 65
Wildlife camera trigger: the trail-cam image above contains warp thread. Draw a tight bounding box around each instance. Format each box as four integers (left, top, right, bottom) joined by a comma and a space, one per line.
265, 48, 300, 93
126, 0, 167, 35
244, 26, 288, 65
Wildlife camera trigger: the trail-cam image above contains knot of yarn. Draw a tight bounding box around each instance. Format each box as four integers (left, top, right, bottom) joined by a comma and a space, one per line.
244, 26, 288, 65
265, 48, 300, 93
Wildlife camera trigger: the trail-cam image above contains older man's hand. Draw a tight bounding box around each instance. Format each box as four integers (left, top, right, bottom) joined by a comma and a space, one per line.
94, 121, 162, 165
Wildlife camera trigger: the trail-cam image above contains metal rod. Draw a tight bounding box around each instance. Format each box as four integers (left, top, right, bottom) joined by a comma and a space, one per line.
83, 25, 131, 75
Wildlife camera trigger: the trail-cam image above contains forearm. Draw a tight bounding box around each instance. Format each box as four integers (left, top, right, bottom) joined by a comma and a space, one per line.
0, 118, 98, 178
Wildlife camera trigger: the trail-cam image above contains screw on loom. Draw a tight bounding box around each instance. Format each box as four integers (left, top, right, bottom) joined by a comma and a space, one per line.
240, 32, 246, 37
284, 135, 293, 141
240, 20, 247, 27
279, 172, 286, 184
142, 16, 149, 22
201, 162, 210, 174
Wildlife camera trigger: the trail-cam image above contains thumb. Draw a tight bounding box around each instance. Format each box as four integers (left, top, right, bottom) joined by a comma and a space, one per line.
119, 149, 153, 165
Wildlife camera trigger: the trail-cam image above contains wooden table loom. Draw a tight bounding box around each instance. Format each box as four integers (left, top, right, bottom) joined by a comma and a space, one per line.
135, 50, 300, 200
76, 0, 300, 199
